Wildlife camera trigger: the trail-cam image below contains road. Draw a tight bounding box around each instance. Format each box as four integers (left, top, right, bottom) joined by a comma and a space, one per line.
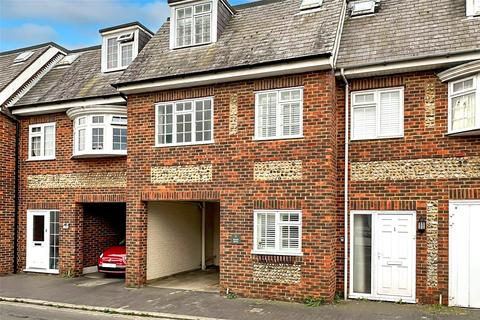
0, 302, 166, 320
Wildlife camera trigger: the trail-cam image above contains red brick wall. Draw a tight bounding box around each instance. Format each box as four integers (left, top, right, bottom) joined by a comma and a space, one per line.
126, 71, 339, 302
17, 112, 126, 275
0, 112, 16, 274
336, 71, 480, 304
82, 203, 126, 268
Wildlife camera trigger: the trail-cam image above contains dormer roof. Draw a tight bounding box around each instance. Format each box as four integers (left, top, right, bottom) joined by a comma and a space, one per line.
116, 0, 343, 87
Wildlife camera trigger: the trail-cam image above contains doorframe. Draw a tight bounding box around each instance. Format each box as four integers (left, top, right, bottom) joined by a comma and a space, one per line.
349, 210, 416, 303
448, 200, 480, 307
25, 209, 60, 274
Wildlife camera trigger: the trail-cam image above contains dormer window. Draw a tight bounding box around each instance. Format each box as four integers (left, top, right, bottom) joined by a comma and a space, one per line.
174, 2, 212, 48
100, 22, 154, 73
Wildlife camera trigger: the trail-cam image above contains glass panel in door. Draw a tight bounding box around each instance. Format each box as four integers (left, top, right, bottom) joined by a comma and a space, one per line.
353, 214, 372, 294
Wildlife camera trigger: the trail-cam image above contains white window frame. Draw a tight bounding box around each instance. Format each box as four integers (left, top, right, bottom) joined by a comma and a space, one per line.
254, 87, 304, 141
467, 0, 480, 16
169, 0, 217, 49
101, 28, 139, 73
252, 210, 303, 256
447, 75, 480, 135
155, 97, 214, 147
351, 87, 404, 141
28, 122, 56, 161
73, 114, 127, 157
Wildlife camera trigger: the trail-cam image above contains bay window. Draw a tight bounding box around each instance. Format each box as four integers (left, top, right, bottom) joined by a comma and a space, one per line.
155, 97, 213, 146
253, 210, 302, 256
70, 112, 127, 157
254, 87, 303, 140
448, 75, 480, 134
28, 123, 55, 160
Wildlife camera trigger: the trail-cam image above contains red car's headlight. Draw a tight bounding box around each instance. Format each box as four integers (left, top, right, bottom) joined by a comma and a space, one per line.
99, 253, 104, 259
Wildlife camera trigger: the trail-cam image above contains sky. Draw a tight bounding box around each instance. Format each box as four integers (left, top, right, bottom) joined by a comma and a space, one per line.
0, 0, 253, 52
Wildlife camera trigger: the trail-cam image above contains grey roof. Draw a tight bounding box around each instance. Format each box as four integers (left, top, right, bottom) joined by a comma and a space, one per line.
116, 0, 343, 85
15, 46, 122, 107
337, 0, 480, 68
0, 44, 51, 93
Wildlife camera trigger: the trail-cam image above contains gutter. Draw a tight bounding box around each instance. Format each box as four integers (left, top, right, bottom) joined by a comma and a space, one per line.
340, 68, 349, 301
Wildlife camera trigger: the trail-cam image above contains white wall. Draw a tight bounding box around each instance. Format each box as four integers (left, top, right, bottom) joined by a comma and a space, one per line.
147, 202, 201, 280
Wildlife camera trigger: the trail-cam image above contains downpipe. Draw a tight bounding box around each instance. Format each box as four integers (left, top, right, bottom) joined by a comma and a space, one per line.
340, 68, 349, 301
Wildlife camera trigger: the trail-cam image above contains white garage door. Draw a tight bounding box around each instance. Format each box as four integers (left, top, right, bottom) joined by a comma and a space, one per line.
449, 201, 480, 308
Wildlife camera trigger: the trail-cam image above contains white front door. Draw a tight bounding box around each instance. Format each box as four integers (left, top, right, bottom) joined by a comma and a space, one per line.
350, 211, 416, 303
26, 210, 49, 270
449, 201, 480, 308
376, 214, 415, 299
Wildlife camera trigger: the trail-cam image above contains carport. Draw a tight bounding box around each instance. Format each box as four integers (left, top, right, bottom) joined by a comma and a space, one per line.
146, 201, 220, 292
81, 203, 126, 275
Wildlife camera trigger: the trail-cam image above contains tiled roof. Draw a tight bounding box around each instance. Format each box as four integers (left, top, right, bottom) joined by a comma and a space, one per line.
15, 46, 122, 106
116, 0, 343, 85
337, 0, 480, 68
0, 44, 51, 92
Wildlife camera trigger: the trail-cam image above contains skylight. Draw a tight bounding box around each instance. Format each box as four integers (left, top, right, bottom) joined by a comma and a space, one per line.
13, 51, 34, 64
350, 0, 376, 16
56, 55, 78, 68
300, 0, 323, 10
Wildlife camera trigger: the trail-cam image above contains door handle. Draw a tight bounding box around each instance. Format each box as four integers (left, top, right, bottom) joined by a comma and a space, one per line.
387, 261, 402, 266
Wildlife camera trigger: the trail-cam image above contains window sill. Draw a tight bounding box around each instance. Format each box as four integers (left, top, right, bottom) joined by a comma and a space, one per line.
251, 250, 303, 257
154, 141, 214, 148
26, 157, 56, 162
252, 135, 304, 142
350, 135, 404, 142
71, 152, 127, 159
445, 128, 480, 136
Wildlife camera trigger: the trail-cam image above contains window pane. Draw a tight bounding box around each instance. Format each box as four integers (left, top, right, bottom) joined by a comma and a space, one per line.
194, 99, 213, 142
121, 44, 133, 67
31, 136, 41, 157
78, 117, 86, 125
256, 212, 276, 250
281, 102, 301, 136
176, 8, 192, 47
353, 214, 372, 294
78, 129, 85, 151
354, 93, 375, 104
352, 106, 376, 139
194, 14, 211, 44
33, 215, 45, 242
453, 79, 474, 93
92, 128, 104, 150
379, 91, 401, 137
257, 92, 277, 138
107, 38, 118, 69
92, 116, 104, 124
49, 211, 59, 270
280, 225, 300, 250
31, 126, 41, 133
452, 93, 476, 131
43, 125, 54, 157
113, 128, 127, 150
157, 104, 174, 144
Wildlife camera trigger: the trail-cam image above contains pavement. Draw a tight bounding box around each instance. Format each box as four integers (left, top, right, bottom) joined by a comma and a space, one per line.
1, 273, 480, 320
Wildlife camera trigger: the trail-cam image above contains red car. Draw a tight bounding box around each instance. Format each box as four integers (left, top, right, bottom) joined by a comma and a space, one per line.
98, 240, 126, 274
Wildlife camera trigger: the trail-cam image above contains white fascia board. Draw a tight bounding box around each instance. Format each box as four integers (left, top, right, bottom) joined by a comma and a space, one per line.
100, 25, 151, 37
116, 57, 331, 94
437, 59, 480, 82
337, 51, 480, 79
0, 47, 62, 106
11, 96, 126, 116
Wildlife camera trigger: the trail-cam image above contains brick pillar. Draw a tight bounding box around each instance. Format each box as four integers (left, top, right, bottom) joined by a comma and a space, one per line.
59, 202, 83, 276
126, 199, 147, 287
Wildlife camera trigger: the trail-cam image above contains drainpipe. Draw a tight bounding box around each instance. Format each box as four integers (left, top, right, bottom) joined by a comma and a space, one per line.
13, 118, 20, 274
340, 68, 349, 301
201, 201, 206, 270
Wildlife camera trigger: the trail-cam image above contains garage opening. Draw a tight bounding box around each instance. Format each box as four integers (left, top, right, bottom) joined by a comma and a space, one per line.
147, 201, 220, 293
82, 203, 126, 276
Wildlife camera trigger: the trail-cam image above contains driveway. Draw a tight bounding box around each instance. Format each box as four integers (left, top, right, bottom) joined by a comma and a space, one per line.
1, 274, 479, 320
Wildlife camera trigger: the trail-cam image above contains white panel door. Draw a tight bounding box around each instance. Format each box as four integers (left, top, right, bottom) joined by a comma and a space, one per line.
376, 214, 414, 299
450, 202, 480, 308
26, 210, 50, 270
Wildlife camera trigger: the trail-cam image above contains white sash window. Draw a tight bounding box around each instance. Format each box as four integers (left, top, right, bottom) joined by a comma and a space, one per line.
448, 75, 479, 134
28, 123, 55, 161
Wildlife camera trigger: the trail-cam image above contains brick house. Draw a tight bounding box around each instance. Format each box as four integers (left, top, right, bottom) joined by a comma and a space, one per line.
1, 0, 480, 308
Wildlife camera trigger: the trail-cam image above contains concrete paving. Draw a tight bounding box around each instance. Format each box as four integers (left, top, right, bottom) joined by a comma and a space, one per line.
149, 269, 219, 293
1, 274, 480, 320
